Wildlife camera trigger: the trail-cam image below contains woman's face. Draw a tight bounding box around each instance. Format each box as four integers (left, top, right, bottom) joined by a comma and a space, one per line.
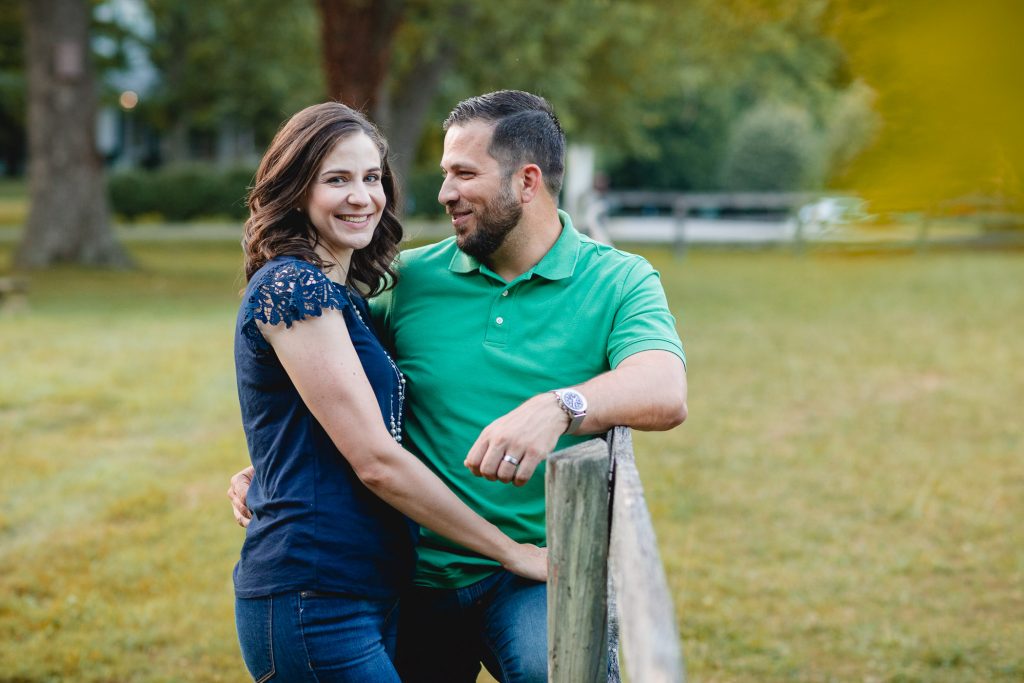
303, 132, 387, 259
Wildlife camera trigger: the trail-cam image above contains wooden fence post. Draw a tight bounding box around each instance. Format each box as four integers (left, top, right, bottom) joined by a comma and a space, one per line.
547, 438, 611, 682
608, 427, 686, 682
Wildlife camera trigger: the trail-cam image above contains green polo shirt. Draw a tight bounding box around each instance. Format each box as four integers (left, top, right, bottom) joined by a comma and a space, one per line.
370, 210, 684, 588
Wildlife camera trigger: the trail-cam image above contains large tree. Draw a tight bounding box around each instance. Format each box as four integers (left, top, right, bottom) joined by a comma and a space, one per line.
17, 0, 129, 268
315, 0, 687, 191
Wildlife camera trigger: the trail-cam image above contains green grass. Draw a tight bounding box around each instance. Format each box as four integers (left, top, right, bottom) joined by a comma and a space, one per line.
0, 178, 27, 226
2, 242, 1022, 682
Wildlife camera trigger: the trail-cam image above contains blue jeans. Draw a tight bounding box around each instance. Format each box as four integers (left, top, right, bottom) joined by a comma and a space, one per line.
396, 570, 548, 683
235, 590, 401, 682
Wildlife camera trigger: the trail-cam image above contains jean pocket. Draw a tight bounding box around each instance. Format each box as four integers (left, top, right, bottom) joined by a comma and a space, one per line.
298, 591, 399, 673
235, 596, 276, 683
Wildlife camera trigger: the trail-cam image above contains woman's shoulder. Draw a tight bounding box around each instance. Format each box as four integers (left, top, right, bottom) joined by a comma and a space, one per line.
244, 256, 349, 331
249, 256, 323, 289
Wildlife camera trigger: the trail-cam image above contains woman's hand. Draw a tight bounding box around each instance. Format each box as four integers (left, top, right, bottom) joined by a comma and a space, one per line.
501, 543, 548, 583
227, 465, 255, 527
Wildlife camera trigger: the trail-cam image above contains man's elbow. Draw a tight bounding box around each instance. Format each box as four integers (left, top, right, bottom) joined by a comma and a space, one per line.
657, 366, 687, 429
654, 397, 687, 430
669, 399, 688, 428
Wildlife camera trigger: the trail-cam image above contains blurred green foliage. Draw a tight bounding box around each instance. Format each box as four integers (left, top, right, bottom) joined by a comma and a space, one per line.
719, 103, 822, 191
5, 0, 1020, 211
605, 0, 879, 191
403, 166, 446, 219
132, 0, 323, 162
108, 164, 254, 221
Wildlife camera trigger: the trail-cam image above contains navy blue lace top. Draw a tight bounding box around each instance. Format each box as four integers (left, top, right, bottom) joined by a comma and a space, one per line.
233, 256, 417, 599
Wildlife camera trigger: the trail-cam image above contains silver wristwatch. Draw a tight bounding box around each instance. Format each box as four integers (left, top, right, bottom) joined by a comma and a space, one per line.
552, 388, 588, 435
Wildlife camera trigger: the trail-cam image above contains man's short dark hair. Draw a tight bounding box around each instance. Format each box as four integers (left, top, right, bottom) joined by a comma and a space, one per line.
444, 90, 566, 197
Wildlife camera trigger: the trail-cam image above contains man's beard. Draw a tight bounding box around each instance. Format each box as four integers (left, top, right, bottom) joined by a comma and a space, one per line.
453, 182, 523, 260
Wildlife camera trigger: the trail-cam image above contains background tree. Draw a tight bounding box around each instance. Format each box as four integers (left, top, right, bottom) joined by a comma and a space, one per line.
16, 0, 130, 268
317, 0, 403, 117
311, 0, 688, 194
719, 103, 822, 191
141, 0, 323, 165
0, 0, 25, 177
607, 0, 877, 191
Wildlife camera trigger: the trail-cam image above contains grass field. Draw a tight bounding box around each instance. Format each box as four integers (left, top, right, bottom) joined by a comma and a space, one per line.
1, 241, 1021, 682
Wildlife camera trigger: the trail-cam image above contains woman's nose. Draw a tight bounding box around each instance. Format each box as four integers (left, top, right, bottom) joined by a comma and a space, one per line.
346, 183, 370, 206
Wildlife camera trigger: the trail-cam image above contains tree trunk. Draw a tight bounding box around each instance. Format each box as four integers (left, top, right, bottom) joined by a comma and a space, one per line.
384, 37, 456, 200
316, 0, 405, 115
16, 0, 130, 268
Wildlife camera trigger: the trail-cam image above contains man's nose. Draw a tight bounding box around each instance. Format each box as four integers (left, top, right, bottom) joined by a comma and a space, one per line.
438, 176, 457, 207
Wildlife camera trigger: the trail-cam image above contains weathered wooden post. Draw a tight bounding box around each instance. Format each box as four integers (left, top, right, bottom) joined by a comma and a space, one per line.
608, 427, 686, 682
547, 438, 611, 682
547, 428, 685, 682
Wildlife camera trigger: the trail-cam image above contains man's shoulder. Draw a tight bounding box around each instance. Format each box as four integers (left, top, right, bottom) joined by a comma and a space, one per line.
574, 233, 655, 278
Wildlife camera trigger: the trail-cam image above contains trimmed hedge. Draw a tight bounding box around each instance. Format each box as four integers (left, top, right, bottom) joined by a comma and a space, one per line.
109, 164, 450, 221
109, 165, 256, 222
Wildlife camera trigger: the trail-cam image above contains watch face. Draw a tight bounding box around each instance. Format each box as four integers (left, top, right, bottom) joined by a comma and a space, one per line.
561, 390, 586, 413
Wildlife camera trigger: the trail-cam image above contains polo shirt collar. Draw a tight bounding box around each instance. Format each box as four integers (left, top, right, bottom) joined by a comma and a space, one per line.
448, 209, 581, 282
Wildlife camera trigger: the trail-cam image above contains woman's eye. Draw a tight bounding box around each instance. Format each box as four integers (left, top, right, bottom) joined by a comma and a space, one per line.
365, 174, 380, 183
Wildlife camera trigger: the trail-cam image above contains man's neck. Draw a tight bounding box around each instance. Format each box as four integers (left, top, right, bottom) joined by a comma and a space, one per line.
486, 208, 563, 282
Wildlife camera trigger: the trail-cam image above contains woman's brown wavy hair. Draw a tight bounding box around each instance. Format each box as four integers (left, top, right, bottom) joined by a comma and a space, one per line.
242, 102, 403, 296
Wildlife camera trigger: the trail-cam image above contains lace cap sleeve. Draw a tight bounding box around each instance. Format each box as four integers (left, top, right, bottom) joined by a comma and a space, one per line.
241, 260, 349, 354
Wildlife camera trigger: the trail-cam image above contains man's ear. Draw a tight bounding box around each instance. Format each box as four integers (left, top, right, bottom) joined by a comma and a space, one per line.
519, 164, 545, 204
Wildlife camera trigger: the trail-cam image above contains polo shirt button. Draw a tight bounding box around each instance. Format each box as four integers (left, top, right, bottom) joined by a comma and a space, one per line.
496, 316, 504, 325
501, 290, 509, 297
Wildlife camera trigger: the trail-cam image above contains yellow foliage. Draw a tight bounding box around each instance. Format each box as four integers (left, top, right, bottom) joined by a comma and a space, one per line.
826, 0, 1024, 212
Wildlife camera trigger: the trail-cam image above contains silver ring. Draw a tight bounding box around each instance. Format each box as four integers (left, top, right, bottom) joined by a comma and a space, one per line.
502, 454, 520, 466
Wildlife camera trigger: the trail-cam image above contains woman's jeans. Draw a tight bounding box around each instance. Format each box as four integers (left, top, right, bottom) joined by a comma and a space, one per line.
235, 590, 401, 682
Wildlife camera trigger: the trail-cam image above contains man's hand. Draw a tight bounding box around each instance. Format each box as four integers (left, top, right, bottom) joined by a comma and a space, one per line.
227, 466, 255, 527
465, 393, 569, 486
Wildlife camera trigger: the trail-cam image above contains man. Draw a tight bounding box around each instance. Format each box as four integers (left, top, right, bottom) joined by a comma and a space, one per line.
229, 90, 687, 682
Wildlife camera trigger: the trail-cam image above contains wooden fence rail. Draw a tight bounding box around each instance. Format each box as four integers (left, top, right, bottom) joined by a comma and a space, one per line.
547, 426, 685, 682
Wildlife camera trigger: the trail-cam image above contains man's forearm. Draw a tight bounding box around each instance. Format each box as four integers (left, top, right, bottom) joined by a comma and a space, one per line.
573, 350, 687, 434
466, 350, 686, 485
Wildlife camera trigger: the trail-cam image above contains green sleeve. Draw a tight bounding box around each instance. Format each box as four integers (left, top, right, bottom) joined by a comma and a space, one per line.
367, 286, 395, 350
607, 258, 686, 369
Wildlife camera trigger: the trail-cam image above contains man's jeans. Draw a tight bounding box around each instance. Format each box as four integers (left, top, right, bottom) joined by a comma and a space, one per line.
235, 591, 401, 682
396, 569, 548, 683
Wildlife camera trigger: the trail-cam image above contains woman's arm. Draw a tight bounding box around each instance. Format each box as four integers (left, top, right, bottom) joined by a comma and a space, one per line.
257, 308, 546, 581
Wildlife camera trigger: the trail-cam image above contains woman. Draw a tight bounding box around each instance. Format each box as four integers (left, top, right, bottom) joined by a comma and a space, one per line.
233, 102, 546, 682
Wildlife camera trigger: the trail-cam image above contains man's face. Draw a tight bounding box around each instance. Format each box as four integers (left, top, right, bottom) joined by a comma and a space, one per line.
438, 121, 522, 260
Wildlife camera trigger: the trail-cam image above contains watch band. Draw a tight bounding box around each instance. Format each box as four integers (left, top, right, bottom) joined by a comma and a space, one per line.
553, 389, 587, 435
